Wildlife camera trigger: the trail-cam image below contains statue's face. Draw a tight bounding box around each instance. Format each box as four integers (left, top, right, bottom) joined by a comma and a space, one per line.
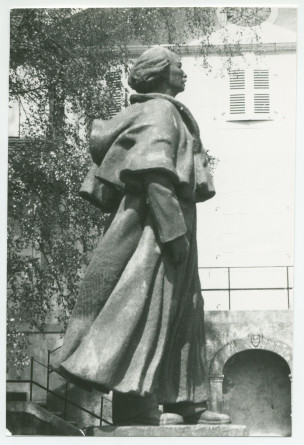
167, 53, 187, 96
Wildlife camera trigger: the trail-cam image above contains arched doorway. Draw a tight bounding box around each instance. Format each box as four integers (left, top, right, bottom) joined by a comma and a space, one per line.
222, 349, 291, 436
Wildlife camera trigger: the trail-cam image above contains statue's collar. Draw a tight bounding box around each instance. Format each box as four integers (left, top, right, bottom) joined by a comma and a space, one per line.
130, 93, 201, 140
130, 93, 186, 113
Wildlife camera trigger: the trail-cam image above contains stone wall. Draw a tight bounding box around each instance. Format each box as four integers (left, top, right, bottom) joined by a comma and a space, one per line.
204, 309, 293, 368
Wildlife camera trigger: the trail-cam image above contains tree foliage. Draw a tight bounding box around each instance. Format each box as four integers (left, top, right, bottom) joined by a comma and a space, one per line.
8, 7, 258, 370
9, 8, 218, 120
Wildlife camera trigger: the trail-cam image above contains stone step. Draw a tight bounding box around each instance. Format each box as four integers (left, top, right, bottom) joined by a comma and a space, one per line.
47, 411, 78, 426
87, 424, 248, 437
35, 400, 47, 408
49, 411, 64, 417
7, 402, 84, 436
35, 403, 78, 427
65, 420, 79, 426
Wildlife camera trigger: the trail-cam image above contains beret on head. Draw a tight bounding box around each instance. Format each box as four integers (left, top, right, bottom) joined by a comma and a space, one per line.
128, 47, 173, 93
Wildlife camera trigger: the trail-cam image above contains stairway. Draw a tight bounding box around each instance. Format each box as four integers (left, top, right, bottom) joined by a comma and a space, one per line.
6, 401, 85, 436
6, 351, 112, 435
36, 400, 79, 428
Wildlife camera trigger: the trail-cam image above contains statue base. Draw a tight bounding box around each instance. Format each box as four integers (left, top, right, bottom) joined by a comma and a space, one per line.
86, 424, 248, 437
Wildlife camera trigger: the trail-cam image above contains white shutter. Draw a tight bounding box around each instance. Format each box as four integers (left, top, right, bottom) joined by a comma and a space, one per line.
230, 70, 245, 90
227, 68, 271, 121
253, 70, 270, 114
229, 70, 246, 116
230, 94, 246, 115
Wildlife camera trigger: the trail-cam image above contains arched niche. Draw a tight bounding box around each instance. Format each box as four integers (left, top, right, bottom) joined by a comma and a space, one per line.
208, 334, 292, 413
222, 349, 291, 436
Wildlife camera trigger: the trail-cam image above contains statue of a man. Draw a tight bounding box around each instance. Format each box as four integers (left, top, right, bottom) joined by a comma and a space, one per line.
56, 47, 230, 426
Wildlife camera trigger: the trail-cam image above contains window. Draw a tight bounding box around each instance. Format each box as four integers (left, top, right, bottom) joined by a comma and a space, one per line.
227, 69, 272, 121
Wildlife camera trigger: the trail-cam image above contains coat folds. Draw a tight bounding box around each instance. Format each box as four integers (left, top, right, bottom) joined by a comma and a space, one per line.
55, 94, 215, 405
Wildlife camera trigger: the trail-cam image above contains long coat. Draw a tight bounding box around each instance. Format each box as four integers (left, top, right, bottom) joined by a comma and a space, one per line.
56, 93, 215, 405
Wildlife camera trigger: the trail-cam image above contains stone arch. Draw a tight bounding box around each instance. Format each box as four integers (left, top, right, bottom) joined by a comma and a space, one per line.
208, 334, 292, 412
210, 334, 292, 376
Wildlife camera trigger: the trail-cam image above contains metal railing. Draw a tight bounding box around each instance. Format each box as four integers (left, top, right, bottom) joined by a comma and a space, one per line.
199, 265, 293, 310
7, 349, 113, 427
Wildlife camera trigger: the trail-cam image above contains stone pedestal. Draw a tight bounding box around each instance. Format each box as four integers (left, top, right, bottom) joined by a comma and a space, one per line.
86, 424, 248, 437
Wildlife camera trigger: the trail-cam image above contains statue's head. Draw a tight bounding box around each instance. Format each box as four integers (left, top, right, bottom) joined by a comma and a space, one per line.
128, 47, 186, 97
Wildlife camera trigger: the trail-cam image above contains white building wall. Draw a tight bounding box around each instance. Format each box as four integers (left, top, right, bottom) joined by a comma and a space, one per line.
178, 52, 295, 268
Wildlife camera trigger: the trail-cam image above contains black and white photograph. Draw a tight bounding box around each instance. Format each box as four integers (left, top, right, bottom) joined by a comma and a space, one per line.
2, 0, 302, 441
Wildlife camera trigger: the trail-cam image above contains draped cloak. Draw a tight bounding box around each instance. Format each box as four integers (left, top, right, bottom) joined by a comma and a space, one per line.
55, 93, 215, 405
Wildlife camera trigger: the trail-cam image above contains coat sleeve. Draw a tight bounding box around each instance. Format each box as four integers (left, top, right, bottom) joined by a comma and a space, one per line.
143, 172, 187, 244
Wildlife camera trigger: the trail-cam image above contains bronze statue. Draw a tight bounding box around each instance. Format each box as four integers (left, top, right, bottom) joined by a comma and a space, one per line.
56, 47, 230, 426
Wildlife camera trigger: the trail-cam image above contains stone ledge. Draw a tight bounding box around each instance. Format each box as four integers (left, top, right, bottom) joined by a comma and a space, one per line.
7, 402, 84, 436
87, 424, 248, 437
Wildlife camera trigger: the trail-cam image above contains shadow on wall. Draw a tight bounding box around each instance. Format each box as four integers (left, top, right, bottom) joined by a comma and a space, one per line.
222, 350, 291, 436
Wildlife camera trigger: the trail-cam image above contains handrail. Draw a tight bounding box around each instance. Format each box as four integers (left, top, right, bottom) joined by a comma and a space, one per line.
7, 355, 112, 427
33, 358, 49, 369
199, 265, 293, 310
49, 345, 62, 354
8, 378, 112, 425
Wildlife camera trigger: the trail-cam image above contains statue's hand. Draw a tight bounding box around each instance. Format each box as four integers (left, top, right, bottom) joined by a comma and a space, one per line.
165, 235, 190, 264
